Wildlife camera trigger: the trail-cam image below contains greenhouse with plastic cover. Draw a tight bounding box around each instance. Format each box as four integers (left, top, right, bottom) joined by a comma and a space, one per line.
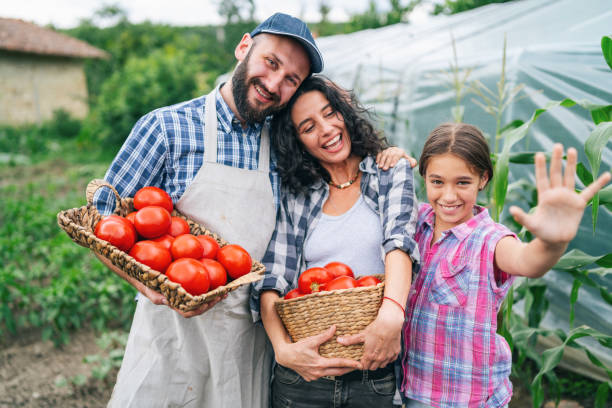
318, 0, 611, 399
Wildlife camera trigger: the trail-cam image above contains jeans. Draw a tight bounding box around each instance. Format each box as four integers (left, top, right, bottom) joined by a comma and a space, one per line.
272, 364, 396, 408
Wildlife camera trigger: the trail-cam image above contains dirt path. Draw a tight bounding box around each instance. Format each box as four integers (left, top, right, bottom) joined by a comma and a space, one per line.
0, 329, 114, 408
0, 328, 588, 408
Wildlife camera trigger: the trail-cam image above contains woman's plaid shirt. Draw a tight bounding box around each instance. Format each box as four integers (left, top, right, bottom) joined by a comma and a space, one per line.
250, 156, 419, 322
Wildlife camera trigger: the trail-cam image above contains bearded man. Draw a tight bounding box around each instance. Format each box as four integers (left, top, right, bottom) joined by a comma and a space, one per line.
94, 13, 323, 408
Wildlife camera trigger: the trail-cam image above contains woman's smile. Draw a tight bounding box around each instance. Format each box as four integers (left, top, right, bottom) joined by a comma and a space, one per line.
322, 134, 343, 152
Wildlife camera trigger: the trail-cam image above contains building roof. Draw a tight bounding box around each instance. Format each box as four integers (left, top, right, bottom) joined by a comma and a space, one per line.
0, 17, 109, 59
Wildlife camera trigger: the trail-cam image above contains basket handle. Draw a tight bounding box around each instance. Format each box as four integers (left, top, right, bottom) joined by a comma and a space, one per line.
86, 179, 124, 209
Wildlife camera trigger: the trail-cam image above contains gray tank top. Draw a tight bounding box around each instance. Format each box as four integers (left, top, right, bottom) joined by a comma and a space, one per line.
303, 195, 385, 277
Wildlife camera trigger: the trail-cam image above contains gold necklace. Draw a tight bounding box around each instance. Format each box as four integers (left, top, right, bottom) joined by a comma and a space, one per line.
328, 172, 359, 189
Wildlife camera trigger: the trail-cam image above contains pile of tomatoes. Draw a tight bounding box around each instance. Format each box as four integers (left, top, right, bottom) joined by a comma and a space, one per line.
284, 262, 381, 299
94, 186, 252, 296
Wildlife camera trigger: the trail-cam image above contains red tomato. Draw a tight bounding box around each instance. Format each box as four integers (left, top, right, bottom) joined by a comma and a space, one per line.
171, 234, 204, 260
325, 276, 358, 291
134, 206, 172, 239
297, 267, 334, 294
284, 288, 303, 300
152, 234, 175, 251
133, 186, 173, 213
356, 276, 381, 287
165, 258, 210, 296
169, 216, 190, 237
325, 262, 354, 279
217, 244, 252, 280
196, 235, 220, 260
125, 211, 138, 225
94, 215, 137, 252
199, 258, 227, 290
129, 241, 173, 273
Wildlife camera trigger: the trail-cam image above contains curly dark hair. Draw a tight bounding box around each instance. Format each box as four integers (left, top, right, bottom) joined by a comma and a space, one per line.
271, 75, 388, 195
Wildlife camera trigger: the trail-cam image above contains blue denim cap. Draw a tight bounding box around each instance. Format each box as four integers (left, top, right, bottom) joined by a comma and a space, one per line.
250, 13, 323, 74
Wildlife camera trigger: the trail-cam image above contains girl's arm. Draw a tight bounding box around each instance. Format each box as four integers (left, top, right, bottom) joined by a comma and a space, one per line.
260, 290, 361, 381
495, 144, 611, 278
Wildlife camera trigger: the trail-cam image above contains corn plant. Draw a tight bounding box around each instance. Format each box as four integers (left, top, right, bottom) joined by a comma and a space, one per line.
438, 34, 473, 123
470, 34, 529, 155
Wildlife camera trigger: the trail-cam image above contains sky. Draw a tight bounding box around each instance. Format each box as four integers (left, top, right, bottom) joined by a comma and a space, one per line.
1, 0, 432, 29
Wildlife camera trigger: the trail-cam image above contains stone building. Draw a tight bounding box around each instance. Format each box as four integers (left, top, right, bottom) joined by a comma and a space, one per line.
0, 18, 108, 125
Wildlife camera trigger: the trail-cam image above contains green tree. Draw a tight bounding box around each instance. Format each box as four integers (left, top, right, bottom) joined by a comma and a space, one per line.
387, 0, 421, 24
433, 0, 517, 15
85, 48, 202, 148
348, 0, 385, 31
348, 0, 422, 31
216, 0, 255, 24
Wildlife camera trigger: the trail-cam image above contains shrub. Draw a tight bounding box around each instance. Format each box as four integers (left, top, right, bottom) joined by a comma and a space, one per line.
85, 48, 202, 148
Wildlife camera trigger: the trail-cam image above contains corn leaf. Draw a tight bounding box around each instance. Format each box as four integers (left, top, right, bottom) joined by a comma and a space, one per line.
569, 278, 582, 328
532, 345, 564, 386
508, 152, 537, 164
602, 35, 612, 70
599, 185, 612, 212
591, 105, 612, 124
554, 249, 609, 269
566, 325, 612, 348
531, 376, 544, 408
576, 162, 594, 185
568, 269, 601, 287
532, 325, 612, 389
583, 349, 612, 380
491, 98, 609, 220
500, 119, 525, 134
585, 121, 612, 230
594, 382, 610, 408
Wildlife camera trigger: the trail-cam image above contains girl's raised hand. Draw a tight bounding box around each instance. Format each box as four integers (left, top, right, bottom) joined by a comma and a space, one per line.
509, 144, 611, 246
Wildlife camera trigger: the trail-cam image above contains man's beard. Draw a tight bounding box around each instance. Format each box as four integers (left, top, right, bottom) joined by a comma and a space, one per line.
232, 52, 284, 124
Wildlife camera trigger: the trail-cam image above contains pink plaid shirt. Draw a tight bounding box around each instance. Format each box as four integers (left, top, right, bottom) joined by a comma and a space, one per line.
400, 204, 516, 408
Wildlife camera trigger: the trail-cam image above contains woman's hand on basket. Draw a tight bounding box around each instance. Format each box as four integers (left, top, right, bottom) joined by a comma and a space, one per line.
336, 302, 404, 370
276, 325, 362, 382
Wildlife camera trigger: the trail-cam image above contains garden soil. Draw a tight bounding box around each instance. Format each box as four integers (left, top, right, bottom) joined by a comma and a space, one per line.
0, 329, 114, 408
0, 327, 585, 408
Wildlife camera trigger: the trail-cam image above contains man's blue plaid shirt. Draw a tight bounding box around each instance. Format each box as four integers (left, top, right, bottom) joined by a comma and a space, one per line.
94, 88, 280, 214
250, 156, 420, 322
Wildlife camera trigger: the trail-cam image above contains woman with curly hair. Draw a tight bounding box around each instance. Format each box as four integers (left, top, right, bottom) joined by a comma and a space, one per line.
250, 75, 419, 408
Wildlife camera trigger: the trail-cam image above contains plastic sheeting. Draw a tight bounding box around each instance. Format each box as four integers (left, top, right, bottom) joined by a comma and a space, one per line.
317, 0, 612, 378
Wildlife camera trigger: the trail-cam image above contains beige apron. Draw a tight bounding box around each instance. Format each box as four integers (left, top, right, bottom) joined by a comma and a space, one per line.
108, 87, 276, 408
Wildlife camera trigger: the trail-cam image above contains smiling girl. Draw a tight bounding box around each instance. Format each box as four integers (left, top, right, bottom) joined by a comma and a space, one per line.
399, 123, 611, 408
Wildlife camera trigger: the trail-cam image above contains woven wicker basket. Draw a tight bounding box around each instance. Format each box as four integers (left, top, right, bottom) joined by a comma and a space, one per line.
57, 179, 265, 312
275, 275, 384, 360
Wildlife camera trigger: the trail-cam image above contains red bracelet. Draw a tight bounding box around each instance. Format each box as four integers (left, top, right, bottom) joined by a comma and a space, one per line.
383, 296, 405, 315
